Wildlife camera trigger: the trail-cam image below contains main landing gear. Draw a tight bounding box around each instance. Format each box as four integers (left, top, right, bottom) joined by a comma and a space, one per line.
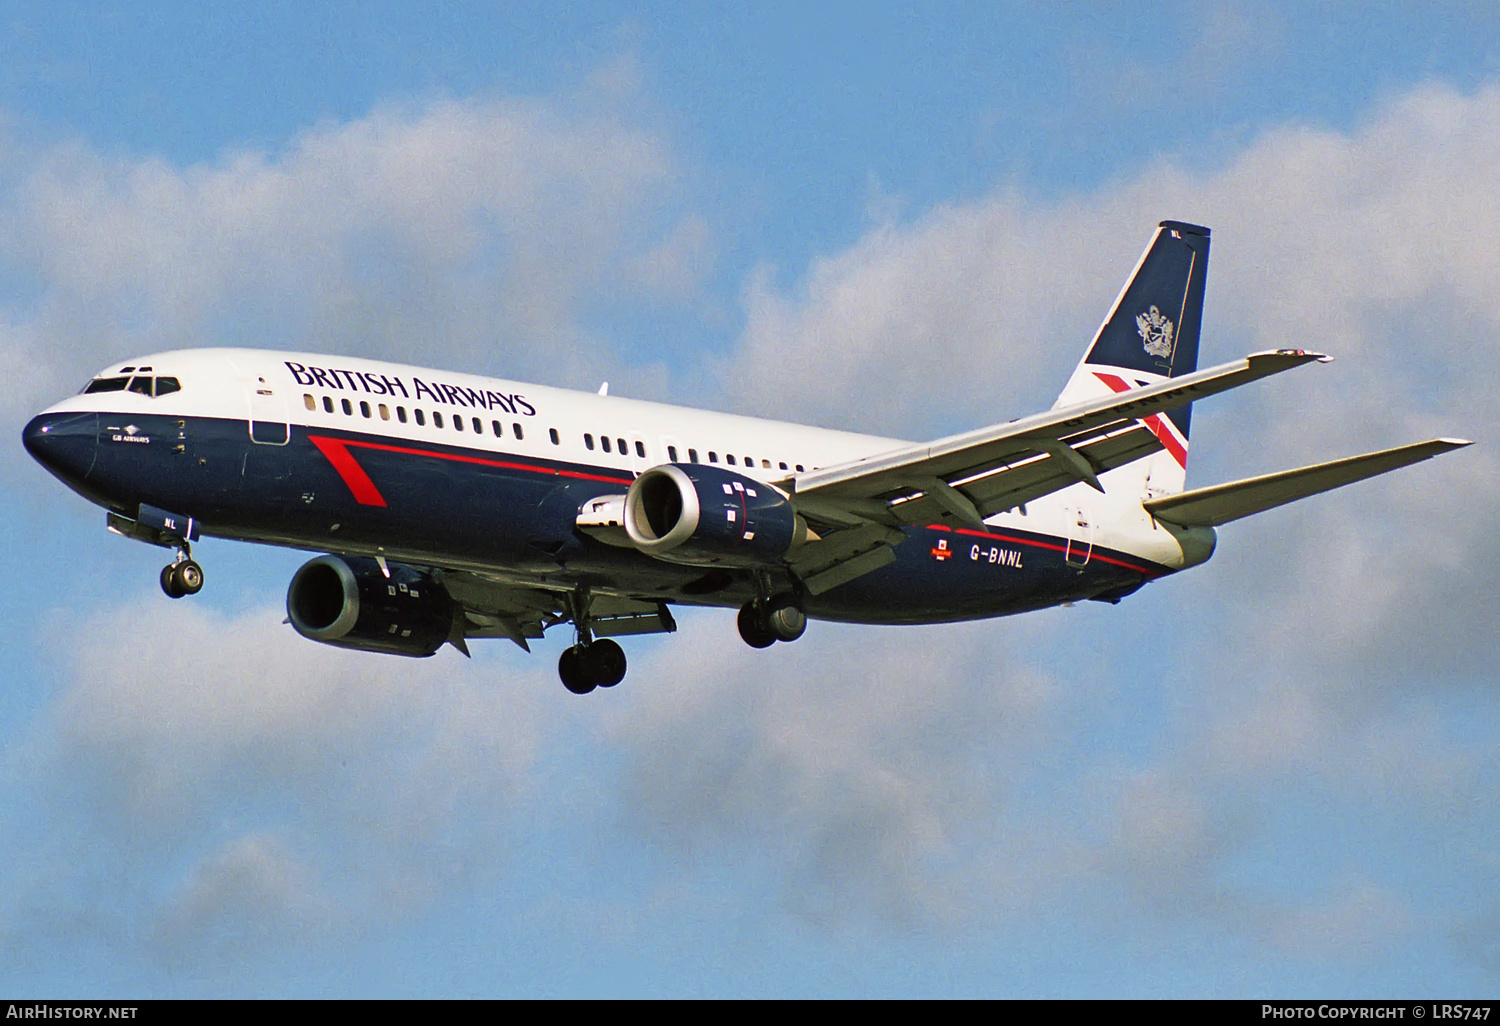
557, 638, 627, 695
737, 594, 806, 648
556, 586, 628, 695
159, 545, 204, 599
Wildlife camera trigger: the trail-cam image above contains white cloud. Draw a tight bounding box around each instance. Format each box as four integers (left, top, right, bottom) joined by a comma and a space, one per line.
154, 833, 340, 965
0, 88, 706, 461
4, 70, 1500, 975
2, 598, 553, 965
646, 79, 1500, 943
719, 76, 1500, 710
607, 616, 1067, 929
1263, 878, 1414, 961
722, 81, 1500, 443
721, 196, 1122, 434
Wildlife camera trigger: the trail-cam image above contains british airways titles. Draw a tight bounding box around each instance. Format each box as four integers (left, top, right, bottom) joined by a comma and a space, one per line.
284, 361, 537, 417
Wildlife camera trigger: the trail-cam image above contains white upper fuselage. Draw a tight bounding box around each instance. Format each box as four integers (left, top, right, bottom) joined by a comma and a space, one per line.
40, 347, 1201, 572
51, 347, 902, 479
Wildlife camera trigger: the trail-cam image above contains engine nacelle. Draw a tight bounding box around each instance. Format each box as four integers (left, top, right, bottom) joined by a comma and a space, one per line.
624, 464, 807, 567
286, 555, 456, 657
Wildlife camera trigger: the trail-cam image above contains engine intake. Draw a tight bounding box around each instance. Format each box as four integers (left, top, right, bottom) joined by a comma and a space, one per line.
624, 464, 806, 567
286, 555, 456, 657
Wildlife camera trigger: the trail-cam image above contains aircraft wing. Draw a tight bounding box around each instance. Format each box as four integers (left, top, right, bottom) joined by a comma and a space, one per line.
786, 349, 1329, 531
438, 571, 676, 653
1142, 437, 1472, 527
776, 349, 1328, 595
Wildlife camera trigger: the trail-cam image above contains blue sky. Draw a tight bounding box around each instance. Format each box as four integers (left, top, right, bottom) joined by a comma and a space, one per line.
2, 1, 1498, 997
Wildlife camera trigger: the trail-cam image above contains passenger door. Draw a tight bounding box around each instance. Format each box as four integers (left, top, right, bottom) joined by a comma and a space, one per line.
247, 378, 290, 445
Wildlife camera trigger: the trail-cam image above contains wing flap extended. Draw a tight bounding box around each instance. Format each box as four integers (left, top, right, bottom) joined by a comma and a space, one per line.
1144, 438, 1472, 527
441, 572, 682, 650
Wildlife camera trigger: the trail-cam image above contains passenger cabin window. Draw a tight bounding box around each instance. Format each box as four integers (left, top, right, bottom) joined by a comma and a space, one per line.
379, 404, 390, 420
795, 464, 805, 472
492, 420, 502, 438
341, 398, 352, 415
549, 428, 559, 445
778, 462, 788, 470
584, 433, 594, 450
454, 416, 464, 431
667, 446, 678, 462
415, 409, 426, 426
397, 406, 407, 423
304, 394, 316, 411
434, 411, 444, 428
689, 449, 698, 463
726, 454, 736, 466
601, 436, 611, 453
323, 396, 334, 413
472, 416, 482, 433
635, 441, 645, 458
617, 438, 627, 455
360, 401, 371, 418
708, 451, 718, 463
513, 423, 523, 440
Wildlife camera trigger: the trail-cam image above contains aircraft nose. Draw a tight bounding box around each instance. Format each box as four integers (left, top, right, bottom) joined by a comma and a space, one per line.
23, 411, 98, 483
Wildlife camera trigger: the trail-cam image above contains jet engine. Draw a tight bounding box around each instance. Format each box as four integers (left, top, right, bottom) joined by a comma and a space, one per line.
286, 554, 456, 657
624, 464, 808, 567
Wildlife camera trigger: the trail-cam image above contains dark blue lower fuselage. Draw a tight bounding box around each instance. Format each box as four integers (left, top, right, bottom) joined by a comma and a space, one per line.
23, 411, 1169, 624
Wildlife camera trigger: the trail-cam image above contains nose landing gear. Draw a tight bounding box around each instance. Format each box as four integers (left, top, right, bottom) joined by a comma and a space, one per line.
160, 545, 204, 599
104, 504, 206, 600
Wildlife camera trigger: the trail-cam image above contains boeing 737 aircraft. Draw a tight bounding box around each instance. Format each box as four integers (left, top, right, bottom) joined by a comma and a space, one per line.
22, 221, 1470, 693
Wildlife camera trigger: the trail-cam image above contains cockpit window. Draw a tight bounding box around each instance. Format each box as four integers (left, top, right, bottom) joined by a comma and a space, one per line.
82, 375, 182, 397
83, 377, 129, 394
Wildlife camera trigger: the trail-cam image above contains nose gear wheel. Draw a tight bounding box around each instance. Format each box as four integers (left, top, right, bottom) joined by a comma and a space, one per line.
160, 557, 204, 599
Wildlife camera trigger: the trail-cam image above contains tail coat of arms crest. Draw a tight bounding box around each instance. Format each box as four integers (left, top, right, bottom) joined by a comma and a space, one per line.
1136, 305, 1175, 360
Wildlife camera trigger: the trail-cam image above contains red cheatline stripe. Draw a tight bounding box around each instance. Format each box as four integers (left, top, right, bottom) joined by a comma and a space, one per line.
952, 526, 1164, 577
927, 523, 1163, 577
1092, 371, 1188, 468
307, 433, 634, 507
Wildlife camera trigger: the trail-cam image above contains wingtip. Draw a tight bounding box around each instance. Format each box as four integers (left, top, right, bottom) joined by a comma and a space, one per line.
1436, 437, 1475, 448
1250, 348, 1332, 364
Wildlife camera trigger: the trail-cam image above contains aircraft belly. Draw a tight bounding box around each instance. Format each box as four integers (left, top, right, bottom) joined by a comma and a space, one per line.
802, 524, 1167, 625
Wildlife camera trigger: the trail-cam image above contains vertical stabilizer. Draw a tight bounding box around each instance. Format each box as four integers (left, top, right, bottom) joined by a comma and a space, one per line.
1053, 220, 1211, 495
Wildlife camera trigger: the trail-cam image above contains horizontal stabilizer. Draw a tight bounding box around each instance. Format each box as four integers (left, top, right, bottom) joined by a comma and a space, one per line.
1144, 438, 1472, 527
